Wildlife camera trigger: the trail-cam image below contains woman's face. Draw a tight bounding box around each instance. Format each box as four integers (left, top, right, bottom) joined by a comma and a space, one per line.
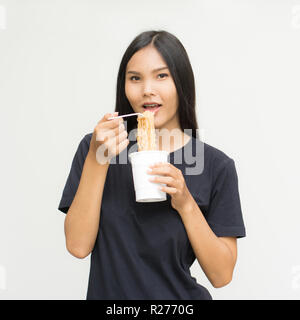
125, 45, 180, 131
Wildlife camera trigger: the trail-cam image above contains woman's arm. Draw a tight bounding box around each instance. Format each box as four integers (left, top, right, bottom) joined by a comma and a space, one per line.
64, 112, 128, 259
179, 199, 237, 288
147, 162, 238, 288
64, 153, 109, 259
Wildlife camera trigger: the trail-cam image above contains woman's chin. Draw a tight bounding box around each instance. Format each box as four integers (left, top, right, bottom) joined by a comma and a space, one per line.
154, 119, 163, 129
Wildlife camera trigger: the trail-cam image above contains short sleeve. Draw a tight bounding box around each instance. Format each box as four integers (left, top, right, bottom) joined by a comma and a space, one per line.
58, 135, 90, 214
207, 158, 246, 238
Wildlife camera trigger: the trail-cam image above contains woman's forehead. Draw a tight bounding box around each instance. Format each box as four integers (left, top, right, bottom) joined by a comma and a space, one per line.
126, 46, 166, 71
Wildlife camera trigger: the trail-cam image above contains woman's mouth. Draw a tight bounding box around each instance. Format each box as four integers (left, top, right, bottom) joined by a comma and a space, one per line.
143, 104, 162, 114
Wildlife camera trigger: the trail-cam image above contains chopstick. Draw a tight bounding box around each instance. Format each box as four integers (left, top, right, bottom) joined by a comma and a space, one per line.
108, 113, 144, 120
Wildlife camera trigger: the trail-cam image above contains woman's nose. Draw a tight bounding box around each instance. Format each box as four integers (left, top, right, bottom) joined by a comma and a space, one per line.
142, 81, 155, 96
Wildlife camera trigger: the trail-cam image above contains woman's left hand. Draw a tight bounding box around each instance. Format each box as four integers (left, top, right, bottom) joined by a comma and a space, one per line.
147, 162, 193, 214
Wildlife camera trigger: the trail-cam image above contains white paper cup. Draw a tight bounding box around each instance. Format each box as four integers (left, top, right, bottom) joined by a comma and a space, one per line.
129, 150, 169, 202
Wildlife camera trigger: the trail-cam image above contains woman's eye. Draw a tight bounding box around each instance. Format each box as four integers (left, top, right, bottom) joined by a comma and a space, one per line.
130, 76, 140, 81
158, 73, 168, 79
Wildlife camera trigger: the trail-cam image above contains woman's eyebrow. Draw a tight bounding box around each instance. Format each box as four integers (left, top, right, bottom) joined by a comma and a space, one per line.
127, 66, 168, 75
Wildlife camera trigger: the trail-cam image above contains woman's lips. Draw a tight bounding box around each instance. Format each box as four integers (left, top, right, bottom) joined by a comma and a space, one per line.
143, 106, 161, 115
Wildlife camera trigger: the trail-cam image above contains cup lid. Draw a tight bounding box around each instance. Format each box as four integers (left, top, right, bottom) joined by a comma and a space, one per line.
129, 150, 169, 163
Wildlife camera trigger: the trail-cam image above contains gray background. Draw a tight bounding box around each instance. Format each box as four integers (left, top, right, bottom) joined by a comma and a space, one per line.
0, 0, 300, 299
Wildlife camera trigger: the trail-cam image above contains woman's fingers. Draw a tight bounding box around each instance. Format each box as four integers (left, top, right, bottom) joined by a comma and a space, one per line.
96, 121, 125, 142
90, 112, 129, 164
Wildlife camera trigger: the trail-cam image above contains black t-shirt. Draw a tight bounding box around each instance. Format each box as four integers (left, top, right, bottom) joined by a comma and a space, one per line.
58, 133, 246, 300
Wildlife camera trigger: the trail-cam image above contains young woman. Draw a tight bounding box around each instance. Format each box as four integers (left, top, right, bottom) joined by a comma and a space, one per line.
58, 30, 246, 300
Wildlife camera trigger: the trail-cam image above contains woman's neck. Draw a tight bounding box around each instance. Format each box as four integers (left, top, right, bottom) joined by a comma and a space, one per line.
155, 128, 191, 153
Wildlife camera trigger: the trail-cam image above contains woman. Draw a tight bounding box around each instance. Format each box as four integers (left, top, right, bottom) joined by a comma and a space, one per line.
58, 30, 246, 300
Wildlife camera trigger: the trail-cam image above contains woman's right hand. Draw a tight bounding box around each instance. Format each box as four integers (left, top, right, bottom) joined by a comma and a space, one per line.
88, 112, 129, 165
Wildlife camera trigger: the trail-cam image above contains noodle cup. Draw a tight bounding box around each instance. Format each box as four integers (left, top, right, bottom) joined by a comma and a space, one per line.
129, 150, 169, 202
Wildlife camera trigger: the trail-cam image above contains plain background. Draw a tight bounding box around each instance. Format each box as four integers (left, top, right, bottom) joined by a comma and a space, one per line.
1, 0, 300, 300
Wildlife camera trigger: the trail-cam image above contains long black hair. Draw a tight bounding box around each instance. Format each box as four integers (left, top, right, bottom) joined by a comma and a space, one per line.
115, 30, 199, 139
